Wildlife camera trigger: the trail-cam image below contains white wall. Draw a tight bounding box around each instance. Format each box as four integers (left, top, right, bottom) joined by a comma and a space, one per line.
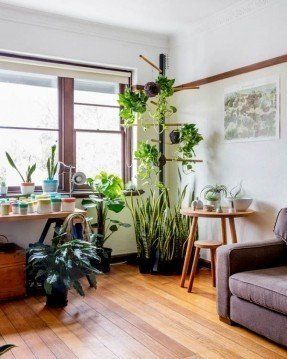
168, 0, 287, 253
0, 4, 168, 254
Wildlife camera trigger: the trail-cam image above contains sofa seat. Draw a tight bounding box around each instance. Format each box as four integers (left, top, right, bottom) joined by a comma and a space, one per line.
229, 266, 287, 315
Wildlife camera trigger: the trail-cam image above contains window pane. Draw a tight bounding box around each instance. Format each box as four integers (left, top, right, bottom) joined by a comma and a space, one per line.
76, 132, 121, 178
74, 79, 119, 106
75, 105, 120, 131
0, 129, 58, 186
0, 69, 58, 129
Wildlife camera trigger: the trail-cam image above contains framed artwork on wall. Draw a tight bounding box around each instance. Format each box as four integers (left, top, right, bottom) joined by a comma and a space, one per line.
224, 76, 280, 142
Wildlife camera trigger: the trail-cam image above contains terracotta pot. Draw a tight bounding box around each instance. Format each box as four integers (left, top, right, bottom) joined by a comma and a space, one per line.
20, 182, 35, 195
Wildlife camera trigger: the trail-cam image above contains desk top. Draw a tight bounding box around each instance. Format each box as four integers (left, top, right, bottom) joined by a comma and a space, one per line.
0, 209, 86, 223
180, 207, 255, 218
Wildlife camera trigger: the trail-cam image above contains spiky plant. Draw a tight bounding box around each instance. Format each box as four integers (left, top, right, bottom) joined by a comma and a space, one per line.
6, 152, 36, 182
47, 144, 58, 180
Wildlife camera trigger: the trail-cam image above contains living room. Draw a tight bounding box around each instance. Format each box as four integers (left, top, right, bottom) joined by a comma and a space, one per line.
0, 0, 286, 357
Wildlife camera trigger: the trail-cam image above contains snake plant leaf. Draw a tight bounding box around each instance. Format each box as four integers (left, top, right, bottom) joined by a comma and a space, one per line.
0, 344, 16, 356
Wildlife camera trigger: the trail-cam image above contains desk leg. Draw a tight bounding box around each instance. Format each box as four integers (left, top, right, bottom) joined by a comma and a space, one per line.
229, 217, 238, 243
180, 217, 198, 288
221, 218, 227, 245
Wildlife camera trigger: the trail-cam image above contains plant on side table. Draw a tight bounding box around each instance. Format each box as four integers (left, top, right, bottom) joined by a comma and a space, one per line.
43, 144, 58, 193
82, 172, 130, 273
5, 152, 36, 195
201, 184, 228, 208
27, 235, 100, 307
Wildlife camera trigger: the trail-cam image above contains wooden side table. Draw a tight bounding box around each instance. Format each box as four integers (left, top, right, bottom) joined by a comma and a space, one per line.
179, 208, 254, 288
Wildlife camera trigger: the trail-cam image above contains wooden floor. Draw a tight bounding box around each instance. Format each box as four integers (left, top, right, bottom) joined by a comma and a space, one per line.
0, 264, 286, 359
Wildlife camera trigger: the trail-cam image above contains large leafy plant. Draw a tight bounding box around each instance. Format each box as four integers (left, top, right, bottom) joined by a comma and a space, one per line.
5, 152, 36, 182
177, 124, 203, 171
27, 236, 100, 297
46, 144, 58, 180
134, 141, 160, 180
83, 172, 130, 246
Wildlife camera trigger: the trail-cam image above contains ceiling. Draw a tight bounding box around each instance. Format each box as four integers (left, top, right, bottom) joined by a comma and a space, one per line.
0, 0, 241, 35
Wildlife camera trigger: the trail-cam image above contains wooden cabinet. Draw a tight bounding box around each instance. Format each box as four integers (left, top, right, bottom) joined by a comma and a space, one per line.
0, 244, 26, 300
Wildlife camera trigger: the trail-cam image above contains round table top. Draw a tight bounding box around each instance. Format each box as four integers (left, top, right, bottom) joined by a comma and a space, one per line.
180, 207, 255, 218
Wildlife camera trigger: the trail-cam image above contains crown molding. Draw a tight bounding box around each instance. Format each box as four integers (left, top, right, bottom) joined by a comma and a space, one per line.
0, 2, 168, 49
171, 0, 282, 46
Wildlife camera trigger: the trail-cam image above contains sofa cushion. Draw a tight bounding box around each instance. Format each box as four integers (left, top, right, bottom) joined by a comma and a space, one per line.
274, 208, 287, 244
229, 266, 287, 315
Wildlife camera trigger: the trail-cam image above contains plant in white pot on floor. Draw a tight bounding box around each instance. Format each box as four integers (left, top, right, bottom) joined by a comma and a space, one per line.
201, 184, 228, 208
5, 152, 36, 195
43, 144, 58, 193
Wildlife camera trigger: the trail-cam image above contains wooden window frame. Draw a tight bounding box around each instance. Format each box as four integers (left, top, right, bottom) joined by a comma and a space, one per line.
3, 76, 131, 195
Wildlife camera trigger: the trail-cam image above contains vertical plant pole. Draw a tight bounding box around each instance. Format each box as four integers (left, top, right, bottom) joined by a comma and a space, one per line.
159, 53, 166, 186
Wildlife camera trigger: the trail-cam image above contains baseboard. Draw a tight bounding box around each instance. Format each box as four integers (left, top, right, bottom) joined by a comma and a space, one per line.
111, 252, 138, 264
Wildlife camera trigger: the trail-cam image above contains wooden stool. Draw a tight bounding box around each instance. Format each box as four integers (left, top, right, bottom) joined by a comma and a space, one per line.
187, 241, 222, 293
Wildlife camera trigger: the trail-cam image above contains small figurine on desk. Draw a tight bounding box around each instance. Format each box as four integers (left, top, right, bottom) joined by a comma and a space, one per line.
196, 197, 203, 210
191, 199, 198, 211
216, 205, 223, 213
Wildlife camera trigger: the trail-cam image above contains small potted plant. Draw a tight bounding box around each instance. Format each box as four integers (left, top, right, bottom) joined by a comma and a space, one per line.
27, 235, 100, 307
43, 144, 58, 193
201, 184, 228, 208
82, 172, 130, 272
5, 152, 36, 195
227, 182, 253, 212
0, 168, 7, 196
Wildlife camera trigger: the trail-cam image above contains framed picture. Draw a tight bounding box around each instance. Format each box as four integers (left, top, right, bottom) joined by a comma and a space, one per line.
224, 77, 279, 142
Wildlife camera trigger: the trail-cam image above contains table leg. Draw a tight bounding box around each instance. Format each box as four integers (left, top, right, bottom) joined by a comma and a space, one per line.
229, 217, 238, 243
221, 218, 227, 245
180, 217, 198, 288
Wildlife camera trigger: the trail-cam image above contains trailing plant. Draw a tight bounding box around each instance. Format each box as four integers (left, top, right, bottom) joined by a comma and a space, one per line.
46, 144, 58, 180
27, 235, 100, 298
201, 184, 228, 201
118, 88, 148, 127
134, 141, 160, 180
5, 152, 36, 182
177, 124, 203, 172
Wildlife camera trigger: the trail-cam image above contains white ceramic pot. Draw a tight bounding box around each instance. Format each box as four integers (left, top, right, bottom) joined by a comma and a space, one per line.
20, 182, 35, 195
227, 198, 253, 212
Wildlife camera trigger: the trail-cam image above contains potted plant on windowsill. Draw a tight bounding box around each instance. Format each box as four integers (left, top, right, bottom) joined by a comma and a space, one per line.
0, 168, 7, 196
82, 172, 130, 273
5, 152, 36, 195
27, 235, 100, 308
43, 144, 58, 193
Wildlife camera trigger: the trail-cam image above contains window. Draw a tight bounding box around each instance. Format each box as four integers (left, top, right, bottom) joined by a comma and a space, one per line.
0, 70, 58, 188
0, 57, 131, 193
74, 79, 124, 179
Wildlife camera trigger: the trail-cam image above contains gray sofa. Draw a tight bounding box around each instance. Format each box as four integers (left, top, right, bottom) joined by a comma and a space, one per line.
216, 239, 287, 347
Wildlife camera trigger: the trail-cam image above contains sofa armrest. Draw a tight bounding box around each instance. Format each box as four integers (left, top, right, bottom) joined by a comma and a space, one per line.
216, 239, 286, 319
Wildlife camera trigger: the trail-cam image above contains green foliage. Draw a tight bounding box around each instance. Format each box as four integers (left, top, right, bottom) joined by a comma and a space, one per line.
83, 172, 129, 246
134, 141, 160, 179
118, 88, 148, 127
126, 185, 191, 261
201, 184, 228, 201
47, 144, 58, 180
6, 152, 36, 183
177, 124, 203, 172
27, 237, 100, 296
0, 344, 16, 356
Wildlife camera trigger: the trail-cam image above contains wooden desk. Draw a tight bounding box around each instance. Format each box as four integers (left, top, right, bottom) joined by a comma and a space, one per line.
0, 209, 86, 243
179, 208, 254, 288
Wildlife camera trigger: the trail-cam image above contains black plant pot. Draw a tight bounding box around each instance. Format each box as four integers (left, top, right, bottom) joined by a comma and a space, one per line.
157, 259, 175, 276
93, 247, 112, 273
137, 256, 153, 274
46, 285, 68, 308
169, 130, 181, 144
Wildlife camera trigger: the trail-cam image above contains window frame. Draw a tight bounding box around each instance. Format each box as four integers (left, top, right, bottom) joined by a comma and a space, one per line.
0, 64, 132, 194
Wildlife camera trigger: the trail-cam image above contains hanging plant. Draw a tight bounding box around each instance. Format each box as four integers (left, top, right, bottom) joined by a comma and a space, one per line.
144, 82, 160, 97
118, 88, 148, 127
169, 129, 181, 144
177, 124, 203, 171
134, 141, 160, 179
151, 75, 177, 126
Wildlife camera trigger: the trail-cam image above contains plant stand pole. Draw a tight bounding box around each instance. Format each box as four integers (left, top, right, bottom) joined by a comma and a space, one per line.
159, 53, 166, 186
